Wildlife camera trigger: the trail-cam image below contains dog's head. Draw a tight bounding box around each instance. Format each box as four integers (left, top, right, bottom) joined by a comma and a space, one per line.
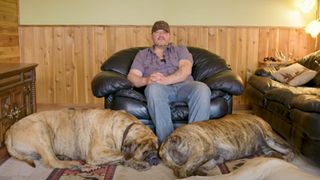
159, 134, 193, 178
122, 138, 159, 166
160, 134, 190, 166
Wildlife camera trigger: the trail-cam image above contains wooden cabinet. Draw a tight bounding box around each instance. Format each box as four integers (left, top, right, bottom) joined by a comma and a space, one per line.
0, 63, 37, 163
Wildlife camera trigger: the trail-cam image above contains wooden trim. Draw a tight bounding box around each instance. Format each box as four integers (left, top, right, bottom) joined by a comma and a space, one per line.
37, 103, 103, 112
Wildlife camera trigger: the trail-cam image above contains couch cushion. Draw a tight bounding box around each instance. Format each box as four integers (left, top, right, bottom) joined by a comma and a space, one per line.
115, 89, 146, 102
265, 88, 295, 108
246, 84, 266, 106
264, 86, 320, 109
111, 96, 150, 119
248, 75, 287, 94
291, 95, 320, 113
290, 109, 320, 140
271, 63, 317, 86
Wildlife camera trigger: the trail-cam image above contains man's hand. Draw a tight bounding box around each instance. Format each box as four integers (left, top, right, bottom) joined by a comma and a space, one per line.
148, 72, 168, 85
128, 69, 168, 87
128, 59, 192, 87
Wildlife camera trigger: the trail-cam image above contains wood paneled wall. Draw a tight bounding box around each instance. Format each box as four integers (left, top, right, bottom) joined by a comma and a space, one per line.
0, 0, 19, 63
19, 26, 318, 109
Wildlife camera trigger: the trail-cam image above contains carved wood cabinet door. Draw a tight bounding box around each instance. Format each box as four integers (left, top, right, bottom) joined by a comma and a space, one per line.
0, 63, 37, 152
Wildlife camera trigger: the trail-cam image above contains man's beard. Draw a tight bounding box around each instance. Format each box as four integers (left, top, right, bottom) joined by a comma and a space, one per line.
154, 44, 168, 49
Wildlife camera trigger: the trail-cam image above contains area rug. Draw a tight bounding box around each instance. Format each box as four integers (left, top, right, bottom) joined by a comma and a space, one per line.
46, 164, 117, 180
46, 157, 250, 180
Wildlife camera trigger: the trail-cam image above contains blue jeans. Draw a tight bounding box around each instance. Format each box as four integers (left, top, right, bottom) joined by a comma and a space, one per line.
144, 81, 211, 143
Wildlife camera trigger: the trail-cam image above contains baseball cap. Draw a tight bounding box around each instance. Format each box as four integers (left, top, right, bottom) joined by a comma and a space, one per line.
151, 20, 170, 33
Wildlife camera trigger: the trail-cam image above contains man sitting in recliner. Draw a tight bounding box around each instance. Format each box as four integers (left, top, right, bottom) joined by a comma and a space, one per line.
127, 20, 211, 143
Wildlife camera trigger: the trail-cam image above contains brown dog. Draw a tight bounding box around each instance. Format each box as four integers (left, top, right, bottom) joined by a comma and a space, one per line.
5, 108, 159, 171
159, 114, 294, 178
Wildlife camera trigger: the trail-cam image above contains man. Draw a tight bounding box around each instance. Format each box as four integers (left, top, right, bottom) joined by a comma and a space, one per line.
127, 20, 211, 142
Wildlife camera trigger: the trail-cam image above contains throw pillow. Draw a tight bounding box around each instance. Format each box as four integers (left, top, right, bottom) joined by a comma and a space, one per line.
271, 63, 317, 86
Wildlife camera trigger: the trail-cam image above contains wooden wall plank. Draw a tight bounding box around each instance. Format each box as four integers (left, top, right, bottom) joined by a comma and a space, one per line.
0, 34, 19, 46
0, 0, 19, 63
73, 26, 86, 104
208, 27, 218, 53
19, 25, 318, 109
217, 28, 228, 60
176, 26, 188, 46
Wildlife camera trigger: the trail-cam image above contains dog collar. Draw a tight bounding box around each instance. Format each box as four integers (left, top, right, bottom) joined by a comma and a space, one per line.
121, 122, 137, 151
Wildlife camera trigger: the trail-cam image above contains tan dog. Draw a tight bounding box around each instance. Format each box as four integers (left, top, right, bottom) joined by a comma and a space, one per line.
159, 114, 294, 178
5, 108, 159, 171
182, 157, 320, 180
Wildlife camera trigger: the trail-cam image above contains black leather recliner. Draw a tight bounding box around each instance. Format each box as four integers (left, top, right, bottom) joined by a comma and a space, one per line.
91, 47, 244, 131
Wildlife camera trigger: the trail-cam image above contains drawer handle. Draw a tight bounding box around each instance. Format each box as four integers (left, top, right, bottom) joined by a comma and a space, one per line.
6, 106, 23, 121
24, 85, 31, 94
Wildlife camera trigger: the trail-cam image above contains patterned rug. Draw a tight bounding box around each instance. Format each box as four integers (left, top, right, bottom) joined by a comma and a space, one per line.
46, 164, 117, 180
46, 157, 250, 180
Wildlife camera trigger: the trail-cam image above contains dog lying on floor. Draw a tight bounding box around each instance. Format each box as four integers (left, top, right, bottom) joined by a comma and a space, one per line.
159, 114, 294, 178
5, 108, 159, 171
182, 157, 320, 180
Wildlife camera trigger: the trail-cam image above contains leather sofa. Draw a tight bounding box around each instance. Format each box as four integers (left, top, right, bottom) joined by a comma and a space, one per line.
92, 47, 244, 131
247, 51, 320, 165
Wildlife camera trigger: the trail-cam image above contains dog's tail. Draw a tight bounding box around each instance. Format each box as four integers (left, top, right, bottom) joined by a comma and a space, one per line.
5, 129, 36, 167
160, 135, 189, 166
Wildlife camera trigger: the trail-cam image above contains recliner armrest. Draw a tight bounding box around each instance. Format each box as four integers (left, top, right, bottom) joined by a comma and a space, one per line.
91, 71, 132, 97
203, 70, 244, 95
255, 66, 278, 79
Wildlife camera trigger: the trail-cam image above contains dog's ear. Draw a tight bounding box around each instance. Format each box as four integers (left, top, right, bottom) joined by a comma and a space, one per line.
167, 135, 189, 166
123, 141, 137, 160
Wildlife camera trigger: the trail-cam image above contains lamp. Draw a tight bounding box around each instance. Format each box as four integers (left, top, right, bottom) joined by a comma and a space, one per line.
300, 0, 316, 13
305, 0, 320, 37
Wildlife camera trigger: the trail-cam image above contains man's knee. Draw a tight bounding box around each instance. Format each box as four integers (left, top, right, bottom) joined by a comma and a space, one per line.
192, 82, 211, 97
145, 83, 167, 99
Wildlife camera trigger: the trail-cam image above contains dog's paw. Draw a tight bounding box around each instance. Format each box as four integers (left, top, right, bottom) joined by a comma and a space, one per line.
173, 169, 187, 179
79, 164, 101, 172
69, 165, 81, 171
283, 151, 295, 162
194, 169, 208, 176
124, 160, 151, 171
66, 161, 83, 171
